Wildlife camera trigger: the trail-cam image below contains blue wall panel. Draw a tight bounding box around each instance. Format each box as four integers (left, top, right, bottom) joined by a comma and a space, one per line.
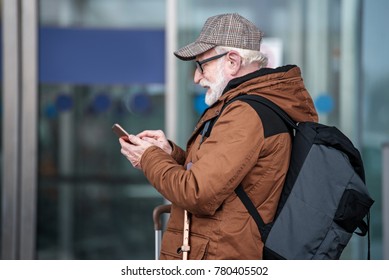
39, 27, 165, 85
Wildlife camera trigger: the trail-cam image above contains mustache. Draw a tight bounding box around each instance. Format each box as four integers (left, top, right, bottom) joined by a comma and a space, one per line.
199, 79, 211, 88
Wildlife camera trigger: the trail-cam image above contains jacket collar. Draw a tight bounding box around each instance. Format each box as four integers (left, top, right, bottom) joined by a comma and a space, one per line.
222, 65, 297, 95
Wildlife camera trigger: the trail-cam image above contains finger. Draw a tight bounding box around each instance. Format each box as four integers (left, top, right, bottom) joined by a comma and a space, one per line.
120, 146, 141, 166
137, 130, 157, 138
127, 134, 142, 145
141, 136, 157, 144
119, 135, 130, 143
119, 137, 131, 146
138, 130, 165, 139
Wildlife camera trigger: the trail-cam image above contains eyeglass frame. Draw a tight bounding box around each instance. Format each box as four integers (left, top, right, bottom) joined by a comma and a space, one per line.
195, 52, 229, 74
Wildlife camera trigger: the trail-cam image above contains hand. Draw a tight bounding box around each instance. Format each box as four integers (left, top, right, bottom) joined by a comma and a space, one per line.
137, 130, 172, 155
119, 135, 152, 169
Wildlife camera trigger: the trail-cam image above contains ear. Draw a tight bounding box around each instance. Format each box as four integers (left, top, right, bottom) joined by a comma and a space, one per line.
225, 51, 242, 76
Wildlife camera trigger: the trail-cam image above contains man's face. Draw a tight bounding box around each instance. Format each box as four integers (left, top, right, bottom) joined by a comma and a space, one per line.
194, 50, 229, 106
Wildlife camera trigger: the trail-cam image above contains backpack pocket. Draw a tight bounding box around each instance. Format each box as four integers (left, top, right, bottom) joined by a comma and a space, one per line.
334, 189, 374, 235
313, 222, 352, 259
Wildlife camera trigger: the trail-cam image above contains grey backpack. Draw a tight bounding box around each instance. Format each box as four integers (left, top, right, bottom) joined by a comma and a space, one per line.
202, 94, 374, 259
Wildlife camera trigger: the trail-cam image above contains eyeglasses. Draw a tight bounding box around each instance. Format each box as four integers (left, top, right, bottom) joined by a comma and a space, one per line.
195, 52, 228, 74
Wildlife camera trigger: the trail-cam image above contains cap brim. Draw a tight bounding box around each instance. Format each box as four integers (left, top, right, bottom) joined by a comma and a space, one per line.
174, 41, 216, 61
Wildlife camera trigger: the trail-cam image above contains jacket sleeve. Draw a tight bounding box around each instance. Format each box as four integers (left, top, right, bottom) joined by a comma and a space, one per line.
141, 101, 264, 215
168, 140, 186, 165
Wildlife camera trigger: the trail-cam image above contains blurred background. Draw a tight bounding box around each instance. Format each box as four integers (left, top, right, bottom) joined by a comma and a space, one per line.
0, 0, 388, 260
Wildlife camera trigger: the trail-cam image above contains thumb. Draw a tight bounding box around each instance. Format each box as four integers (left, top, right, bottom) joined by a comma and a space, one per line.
128, 134, 142, 145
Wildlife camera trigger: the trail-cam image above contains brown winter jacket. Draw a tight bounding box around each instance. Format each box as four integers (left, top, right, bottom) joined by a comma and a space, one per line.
141, 65, 318, 259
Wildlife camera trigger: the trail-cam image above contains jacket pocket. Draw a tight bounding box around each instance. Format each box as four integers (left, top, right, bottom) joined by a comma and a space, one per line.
160, 229, 210, 260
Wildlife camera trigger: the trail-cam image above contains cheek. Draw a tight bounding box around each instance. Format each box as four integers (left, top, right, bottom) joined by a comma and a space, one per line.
204, 74, 217, 85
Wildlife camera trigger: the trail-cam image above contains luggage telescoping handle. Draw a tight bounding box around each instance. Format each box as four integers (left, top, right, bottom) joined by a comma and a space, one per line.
182, 210, 191, 260
153, 204, 171, 260
182, 162, 193, 260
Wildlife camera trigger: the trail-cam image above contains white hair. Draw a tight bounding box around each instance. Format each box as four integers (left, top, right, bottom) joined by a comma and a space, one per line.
215, 45, 268, 68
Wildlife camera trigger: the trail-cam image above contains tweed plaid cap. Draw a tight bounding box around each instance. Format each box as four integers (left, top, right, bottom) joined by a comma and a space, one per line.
174, 13, 263, 61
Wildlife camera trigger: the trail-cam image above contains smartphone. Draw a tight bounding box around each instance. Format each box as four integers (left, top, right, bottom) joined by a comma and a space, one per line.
112, 123, 130, 138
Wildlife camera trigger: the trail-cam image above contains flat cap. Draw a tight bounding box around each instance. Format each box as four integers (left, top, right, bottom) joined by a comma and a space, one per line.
174, 13, 263, 61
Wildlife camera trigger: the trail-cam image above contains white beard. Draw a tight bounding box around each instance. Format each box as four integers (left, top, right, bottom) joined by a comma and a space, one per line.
201, 60, 228, 106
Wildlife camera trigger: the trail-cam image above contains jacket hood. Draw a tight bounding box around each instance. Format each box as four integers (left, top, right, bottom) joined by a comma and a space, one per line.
220, 65, 318, 123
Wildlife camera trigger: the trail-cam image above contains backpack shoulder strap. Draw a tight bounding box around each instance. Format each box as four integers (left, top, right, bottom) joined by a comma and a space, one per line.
232, 95, 296, 241
201, 94, 293, 140
200, 94, 293, 240
237, 95, 298, 130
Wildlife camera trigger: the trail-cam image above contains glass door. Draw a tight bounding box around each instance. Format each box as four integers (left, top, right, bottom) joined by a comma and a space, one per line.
37, 0, 166, 259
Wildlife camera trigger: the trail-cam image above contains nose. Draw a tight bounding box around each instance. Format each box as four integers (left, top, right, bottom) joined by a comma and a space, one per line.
193, 68, 202, 84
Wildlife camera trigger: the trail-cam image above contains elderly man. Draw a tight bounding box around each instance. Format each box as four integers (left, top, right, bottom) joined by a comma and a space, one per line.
119, 13, 317, 259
